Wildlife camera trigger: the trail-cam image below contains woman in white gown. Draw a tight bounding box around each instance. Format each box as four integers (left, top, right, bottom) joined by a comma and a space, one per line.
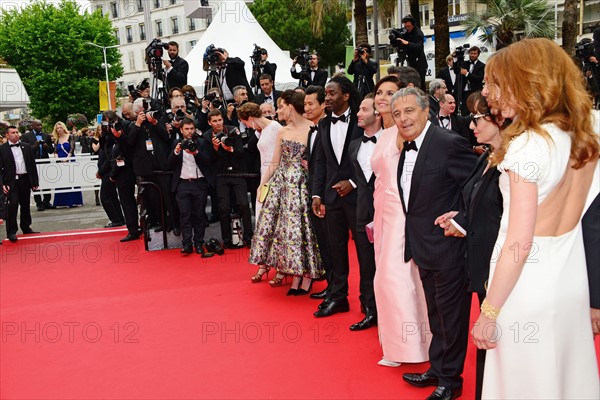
473, 38, 600, 399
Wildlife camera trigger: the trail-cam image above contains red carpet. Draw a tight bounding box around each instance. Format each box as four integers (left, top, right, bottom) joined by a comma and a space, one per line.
1, 230, 599, 399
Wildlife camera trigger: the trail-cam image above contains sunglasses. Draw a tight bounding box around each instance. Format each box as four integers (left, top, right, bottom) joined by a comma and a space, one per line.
470, 112, 491, 126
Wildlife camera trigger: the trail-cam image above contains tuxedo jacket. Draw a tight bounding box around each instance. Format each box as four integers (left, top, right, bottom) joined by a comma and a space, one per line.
464, 60, 486, 93
583, 193, 600, 309
128, 121, 171, 176
201, 125, 242, 187
292, 67, 328, 88
452, 150, 502, 293
254, 90, 282, 109
166, 56, 189, 90
21, 131, 54, 159
312, 113, 362, 205
250, 61, 277, 87
438, 66, 466, 96
305, 125, 321, 193
398, 124, 477, 270
349, 133, 376, 230
0, 142, 39, 188
167, 136, 217, 192
224, 57, 255, 101
432, 114, 476, 146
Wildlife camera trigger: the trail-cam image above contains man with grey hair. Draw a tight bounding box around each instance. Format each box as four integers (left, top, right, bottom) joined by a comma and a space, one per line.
428, 78, 447, 118
391, 87, 476, 400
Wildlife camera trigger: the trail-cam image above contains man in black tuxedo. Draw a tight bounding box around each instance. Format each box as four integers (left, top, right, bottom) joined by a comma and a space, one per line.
254, 74, 282, 109
250, 48, 277, 91
459, 47, 485, 114
393, 15, 428, 90
393, 87, 476, 400
347, 94, 382, 330
0, 126, 40, 242
433, 94, 476, 147
311, 75, 363, 317
163, 41, 189, 91
291, 53, 328, 89
207, 47, 254, 102
428, 79, 447, 118
347, 44, 378, 97
20, 120, 54, 211
168, 118, 216, 255
583, 192, 600, 335
438, 54, 459, 96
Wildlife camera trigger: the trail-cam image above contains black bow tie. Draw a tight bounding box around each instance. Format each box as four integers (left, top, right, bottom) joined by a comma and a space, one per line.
362, 135, 377, 143
9, 143, 20, 147
331, 114, 347, 124
403, 141, 418, 152
309, 125, 318, 134
264, 95, 272, 100
439, 115, 450, 121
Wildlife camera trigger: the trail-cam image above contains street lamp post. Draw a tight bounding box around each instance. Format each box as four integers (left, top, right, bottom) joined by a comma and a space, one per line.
86, 42, 119, 110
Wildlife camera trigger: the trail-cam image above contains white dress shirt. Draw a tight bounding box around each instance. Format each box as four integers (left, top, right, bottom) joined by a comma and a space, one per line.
180, 150, 203, 180
400, 121, 431, 209
330, 107, 350, 165
10, 142, 27, 175
357, 129, 382, 182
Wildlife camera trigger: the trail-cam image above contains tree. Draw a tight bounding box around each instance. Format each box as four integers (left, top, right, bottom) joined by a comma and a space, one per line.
562, 0, 578, 56
433, 0, 450, 77
0, 0, 123, 125
464, 0, 556, 49
250, 0, 350, 68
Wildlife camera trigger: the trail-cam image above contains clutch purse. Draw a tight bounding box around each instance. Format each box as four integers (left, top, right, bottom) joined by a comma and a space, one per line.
258, 182, 271, 203
365, 221, 375, 243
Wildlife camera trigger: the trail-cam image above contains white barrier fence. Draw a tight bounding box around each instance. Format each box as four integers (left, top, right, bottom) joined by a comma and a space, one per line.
34, 155, 101, 195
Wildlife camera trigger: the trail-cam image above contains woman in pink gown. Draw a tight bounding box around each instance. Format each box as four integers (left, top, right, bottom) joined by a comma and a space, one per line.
371, 76, 430, 366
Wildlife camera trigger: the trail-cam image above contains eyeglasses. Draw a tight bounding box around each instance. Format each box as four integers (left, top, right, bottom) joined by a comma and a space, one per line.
470, 112, 491, 126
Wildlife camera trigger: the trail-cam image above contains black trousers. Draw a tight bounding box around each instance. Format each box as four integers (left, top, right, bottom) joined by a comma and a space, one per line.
216, 175, 252, 243
471, 291, 487, 400
176, 178, 209, 247
6, 175, 32, 235
115, 168, 139, 235
324, 199, 357, 302
33, 192, 51, 206
310, 212, 331, 283
354, 228, 376, 310
418, 265, 470, 390
100, 174, 124, 224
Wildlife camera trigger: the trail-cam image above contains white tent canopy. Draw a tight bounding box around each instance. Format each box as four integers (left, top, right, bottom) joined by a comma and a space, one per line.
0, 68, 30, 112
186, 1, 296, 92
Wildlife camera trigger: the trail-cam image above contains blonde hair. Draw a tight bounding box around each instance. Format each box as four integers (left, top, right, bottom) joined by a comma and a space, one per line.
486, 38, 598, 168
52, 121, 69, 143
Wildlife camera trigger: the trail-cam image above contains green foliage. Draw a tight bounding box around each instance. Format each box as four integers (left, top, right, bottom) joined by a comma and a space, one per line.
0, 0, 123, 125
250, 0, 350, 67
464, 0, 555, 48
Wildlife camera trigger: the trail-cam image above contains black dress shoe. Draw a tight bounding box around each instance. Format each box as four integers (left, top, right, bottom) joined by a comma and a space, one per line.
153, 225, 163, 233
173, 227, 181, 236
21, 229, 39, 234
314, 298, 350, 317
349, 310, 378, 331
36, 204, 45, 211
105, 221, 125, 228
120, 233, 140, 242
181, 244, 193, 254
318, 299, 332, 309
287, 288, 299, 296
8, 234, 17, 242
426, 386, 462, 400
43, 202, 56, 209
403, 371, 439, 388
310, 288, 328, 299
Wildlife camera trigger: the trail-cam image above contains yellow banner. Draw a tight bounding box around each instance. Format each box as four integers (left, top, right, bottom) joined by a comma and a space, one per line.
99, 81, 117, 111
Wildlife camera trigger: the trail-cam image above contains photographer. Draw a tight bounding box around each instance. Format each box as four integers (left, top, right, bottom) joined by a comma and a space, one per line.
163, 41, 189, 91
21, 120, 55, 211
291, 52, 328, 88
203, 46, 254, 102
163, 97, 197, 149
347, 44, 378, 97
460, 46, 485, 105
98, 110, 140, 242
393, 16, 427, 90
198, 88, 226, 132
128, 97, 174, 233
250, 47, 277, 90
168, 118, 216, 255
202, 110, 253, 249
254, 74, 282, 109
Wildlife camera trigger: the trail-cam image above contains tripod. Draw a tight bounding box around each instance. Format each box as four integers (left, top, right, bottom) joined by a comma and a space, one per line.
205, 63, 227, 110
149, 58, 169, 110
453, 59, 467, 116
251, 58, 261, 95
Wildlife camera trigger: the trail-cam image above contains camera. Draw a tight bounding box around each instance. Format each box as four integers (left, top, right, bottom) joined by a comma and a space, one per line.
184, 92, 198, 114
294, 46, 311, 67
165, 109, 186, 124
251, 44, 264, 64
215, 129, 237, 147
204, 92, 222, 109
576, 39, 595, 61
452, 44, 470, 72
389, 27, 408, 47
204, 44, 225, 66
101, 120, 123, 135
356, 47, 367, 55
180, 138, 198, 152
145, 38, 169, 70
142, 99, 162, 120
204, 238, 224, 255
128, 84, 140, 100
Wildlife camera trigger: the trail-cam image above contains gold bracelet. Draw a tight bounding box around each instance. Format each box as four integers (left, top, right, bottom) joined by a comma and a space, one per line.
481, 299, 501, 321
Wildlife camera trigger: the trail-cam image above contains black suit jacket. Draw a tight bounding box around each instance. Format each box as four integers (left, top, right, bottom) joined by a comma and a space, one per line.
0, 142, 39, 188
438, 67, 466, 97
349, 133, 376, 230
167, 136, 216, 192
292, 67, 328, 88
348, 59, 378, 95
465, 60, 485, 93
128, 121, 171, 176
166, 56, 189, 90
224, 57, 255, 101
250, 61, 277, 87
312, 113, 362, 205
398, 124, 477, 269
583, 193, 600, 309
305, 125, 321, 193
254, 90, 282, 109
201, 125, 243, 186
431, 114, 475, 146
21, 131, 54, 159
452, 150, 502, 293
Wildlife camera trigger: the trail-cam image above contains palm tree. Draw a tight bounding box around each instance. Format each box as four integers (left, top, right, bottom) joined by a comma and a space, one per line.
562, 0, 578, 56
464, 0, 556, 49
295, 0, 349, 40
